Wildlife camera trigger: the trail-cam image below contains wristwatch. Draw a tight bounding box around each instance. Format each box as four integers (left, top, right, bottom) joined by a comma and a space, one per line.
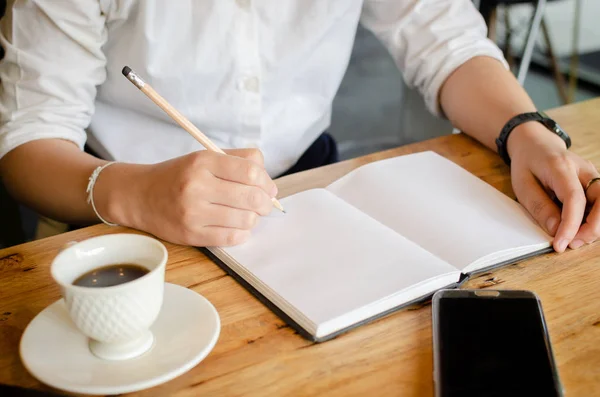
495, 111, 571, 166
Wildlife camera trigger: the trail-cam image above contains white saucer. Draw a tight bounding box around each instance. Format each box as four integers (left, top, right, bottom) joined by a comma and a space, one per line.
20, 283, 220, 395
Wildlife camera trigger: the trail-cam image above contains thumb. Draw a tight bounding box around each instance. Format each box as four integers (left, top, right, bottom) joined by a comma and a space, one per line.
224, 148, 265, 167
513, 172, 562, 236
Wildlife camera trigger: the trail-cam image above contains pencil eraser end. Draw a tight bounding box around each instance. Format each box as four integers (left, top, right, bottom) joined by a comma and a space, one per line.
122, 66, 132, 77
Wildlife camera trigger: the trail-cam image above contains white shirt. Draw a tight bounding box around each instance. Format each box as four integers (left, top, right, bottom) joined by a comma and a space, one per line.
0, 0, 506, 177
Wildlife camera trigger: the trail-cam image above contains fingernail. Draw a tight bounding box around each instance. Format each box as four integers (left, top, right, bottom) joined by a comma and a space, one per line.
545, 217, 559, 234
270, 185, 278, 198
556, 239, 569, 252
570, 239, 584, 250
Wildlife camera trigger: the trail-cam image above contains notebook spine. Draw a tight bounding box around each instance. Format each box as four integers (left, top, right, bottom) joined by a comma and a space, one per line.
199, 248, 318, 342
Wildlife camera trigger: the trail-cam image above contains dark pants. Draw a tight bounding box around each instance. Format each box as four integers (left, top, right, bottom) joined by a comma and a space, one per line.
0, 181, 27, 248
278, 132, 339, 177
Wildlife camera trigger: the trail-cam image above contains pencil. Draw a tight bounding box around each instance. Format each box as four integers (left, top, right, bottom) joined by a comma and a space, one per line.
121, 66, 285, 214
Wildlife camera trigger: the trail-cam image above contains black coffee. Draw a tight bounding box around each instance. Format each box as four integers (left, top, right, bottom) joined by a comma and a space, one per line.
73, 264, 150, 288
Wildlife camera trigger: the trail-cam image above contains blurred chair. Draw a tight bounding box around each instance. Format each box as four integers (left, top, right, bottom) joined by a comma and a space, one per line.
478, 0, 551, 85
477, 0, 578, 104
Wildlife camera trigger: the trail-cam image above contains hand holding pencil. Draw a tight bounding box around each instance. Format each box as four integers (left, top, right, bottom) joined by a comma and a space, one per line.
112, 66, 283, 247
122, 66, 285, 213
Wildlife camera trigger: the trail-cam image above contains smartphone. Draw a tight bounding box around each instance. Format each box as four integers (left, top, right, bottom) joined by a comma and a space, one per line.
432, 289, 563, 397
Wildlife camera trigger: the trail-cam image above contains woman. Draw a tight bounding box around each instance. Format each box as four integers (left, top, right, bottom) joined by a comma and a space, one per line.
0, 0, 598, 250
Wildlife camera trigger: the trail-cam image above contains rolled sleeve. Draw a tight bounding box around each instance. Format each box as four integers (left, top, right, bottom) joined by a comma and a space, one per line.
0, 0, 108, 160
361, 0, 508, 117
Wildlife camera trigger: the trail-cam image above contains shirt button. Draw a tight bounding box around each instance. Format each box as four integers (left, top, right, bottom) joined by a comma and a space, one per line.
243, 76, 260, 93
236, 0, 251, 9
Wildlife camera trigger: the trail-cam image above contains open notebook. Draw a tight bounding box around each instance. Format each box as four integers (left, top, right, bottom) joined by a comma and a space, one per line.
204, 151, 553, 342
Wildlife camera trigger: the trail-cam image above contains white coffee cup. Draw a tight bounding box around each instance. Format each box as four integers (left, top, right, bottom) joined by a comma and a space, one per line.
51, 233, 167, 361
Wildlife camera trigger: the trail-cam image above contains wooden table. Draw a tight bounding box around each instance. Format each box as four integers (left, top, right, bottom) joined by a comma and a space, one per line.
1, 98, 600, 396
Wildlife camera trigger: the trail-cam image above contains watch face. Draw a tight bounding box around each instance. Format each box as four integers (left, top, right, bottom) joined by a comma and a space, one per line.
537, 111, 570, 148
541, 118, 558, 130
538, 111, 564, 133
552, 121, 565, 134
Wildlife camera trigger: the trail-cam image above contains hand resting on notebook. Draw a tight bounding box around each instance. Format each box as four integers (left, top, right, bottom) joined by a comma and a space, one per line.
507, 126, 600, 253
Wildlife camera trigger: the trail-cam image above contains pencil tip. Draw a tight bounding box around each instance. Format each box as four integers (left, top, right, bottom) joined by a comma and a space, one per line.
122, 66, 132, 77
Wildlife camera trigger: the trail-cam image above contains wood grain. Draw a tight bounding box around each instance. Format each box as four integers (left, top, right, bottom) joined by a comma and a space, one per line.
1, 98, 600, 396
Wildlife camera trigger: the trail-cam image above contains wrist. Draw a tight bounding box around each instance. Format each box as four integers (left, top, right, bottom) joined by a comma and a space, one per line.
498, 111, 571, 165
92, 162, 150, 229
507, 122, 568, 161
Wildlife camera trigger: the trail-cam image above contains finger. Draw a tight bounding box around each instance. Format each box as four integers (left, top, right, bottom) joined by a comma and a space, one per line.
194, 226, 251, 247
512, 172, 561, 235
204, 204, 260, 230
571, 202, 600, 248
575, 158, 599, 188
586, 175, 600, 202
549, 167, 587, 252
224, 148, 265, 167
571, 180, 600, 247
208, 154, 278, 198
210, 177, 273, 216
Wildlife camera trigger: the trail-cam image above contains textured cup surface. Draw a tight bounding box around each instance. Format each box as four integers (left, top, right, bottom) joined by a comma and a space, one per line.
51, 234, 167, 344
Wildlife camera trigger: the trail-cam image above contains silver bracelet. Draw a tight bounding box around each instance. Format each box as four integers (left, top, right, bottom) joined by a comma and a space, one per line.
86, 162, 119, 226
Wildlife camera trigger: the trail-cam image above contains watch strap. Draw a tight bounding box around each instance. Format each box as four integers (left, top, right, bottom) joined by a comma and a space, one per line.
495, 111, 571, 166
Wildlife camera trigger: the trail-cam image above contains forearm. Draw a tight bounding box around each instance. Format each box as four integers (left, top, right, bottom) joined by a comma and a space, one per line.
0, 140, 143, 226
439, 56, 564, 158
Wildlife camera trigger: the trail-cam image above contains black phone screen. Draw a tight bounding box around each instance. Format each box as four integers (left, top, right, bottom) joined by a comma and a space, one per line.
436, 296, 561, 396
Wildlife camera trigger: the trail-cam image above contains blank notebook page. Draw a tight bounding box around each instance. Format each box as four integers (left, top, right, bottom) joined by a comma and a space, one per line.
326, 151, 551, 271
222, 189, 460, 329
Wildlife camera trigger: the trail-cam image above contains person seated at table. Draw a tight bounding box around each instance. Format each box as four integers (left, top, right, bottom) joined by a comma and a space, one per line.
0, 1, 598, 250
